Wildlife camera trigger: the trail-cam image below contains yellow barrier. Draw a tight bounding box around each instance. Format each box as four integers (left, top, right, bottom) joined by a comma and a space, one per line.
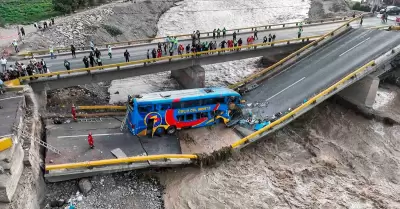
45, 154, 198, 171
0, 137, 13, 152
231, 60, 375, 148
19, 35, 322, 81
4, 79, 21, 87
228, 15, 362, 90
77, 105, 126, 110
21, 17, 349, 56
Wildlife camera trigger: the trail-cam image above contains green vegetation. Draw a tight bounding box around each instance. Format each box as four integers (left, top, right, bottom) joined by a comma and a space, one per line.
0, 0, 61, 25
101, 24, 122, 37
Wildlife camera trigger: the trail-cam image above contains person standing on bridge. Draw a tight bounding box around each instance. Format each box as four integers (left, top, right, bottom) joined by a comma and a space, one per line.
157, 48, 162, 58
222, 27, 227, 38
90, 41, 95, 51
88, 132, 94, 149
217, 28, 221, 38
83, 56, 89, 68
107, 45, 112, 59
71, 45, 76, 58
163, 42, 167, 55
297, 30, 302, 39
360, 16, 363, 26
89, 52, 95, 67
196, 30, 201, 40
233, 31, 237, 41
186, 44, 190, 55
272, 34, 276, 42
213, 29, 216, 39
147, 49, 150, 62
152, 48, 157, 62
124, 50, 130, 62
263, 36, 268, 43
94, 48, 101, 59
238, 38, 242, 50
64, 60, 71, 72
268, 34, 272, 42
254, 28, 258, 40
1, 57, 7, 72
97, 56, 103, 68
49, 46, 55, 59
41, 59, 47, 73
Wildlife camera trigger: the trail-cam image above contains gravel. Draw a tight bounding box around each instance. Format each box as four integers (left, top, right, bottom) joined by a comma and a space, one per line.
44, 171, 164, 209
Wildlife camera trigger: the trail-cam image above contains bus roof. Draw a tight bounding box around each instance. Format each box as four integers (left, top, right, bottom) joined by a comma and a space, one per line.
133, 87, 240, 103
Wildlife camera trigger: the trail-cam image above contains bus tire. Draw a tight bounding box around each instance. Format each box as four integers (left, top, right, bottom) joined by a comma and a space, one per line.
166, 126, 177, 135
155, 127, 165, 136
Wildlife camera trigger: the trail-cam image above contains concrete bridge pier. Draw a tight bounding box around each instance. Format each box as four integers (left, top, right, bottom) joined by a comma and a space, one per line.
33, 90, 47, 112
339, 74, 380, 108
171, 65, 205, 89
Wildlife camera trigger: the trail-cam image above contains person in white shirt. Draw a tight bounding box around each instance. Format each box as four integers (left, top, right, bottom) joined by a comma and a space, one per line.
0, 57, 7, 72
12, 40, 19, 53
107, 45, 112, 59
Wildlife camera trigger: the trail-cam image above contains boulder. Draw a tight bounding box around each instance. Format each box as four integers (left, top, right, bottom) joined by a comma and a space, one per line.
78, 178, 92, 194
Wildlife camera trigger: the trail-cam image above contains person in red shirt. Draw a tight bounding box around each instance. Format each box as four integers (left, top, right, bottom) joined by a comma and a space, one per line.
157, 48, 162, 58
88, 132, 94, 149
178, 44, 184, 55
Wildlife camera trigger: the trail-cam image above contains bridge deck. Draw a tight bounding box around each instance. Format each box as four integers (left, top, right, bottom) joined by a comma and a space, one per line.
243, 28, 400, 119
45, 117, 182, 165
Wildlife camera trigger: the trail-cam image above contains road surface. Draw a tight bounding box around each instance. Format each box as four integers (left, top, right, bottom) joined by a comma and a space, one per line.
30, 17, 389, 72
243, 28, 400, 118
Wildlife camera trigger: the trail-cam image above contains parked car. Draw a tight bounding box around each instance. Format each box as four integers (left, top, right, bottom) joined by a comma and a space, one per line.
380, 6, 400, 15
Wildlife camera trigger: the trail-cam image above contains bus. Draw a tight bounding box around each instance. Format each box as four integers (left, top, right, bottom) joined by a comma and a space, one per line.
124, 87, 243, 137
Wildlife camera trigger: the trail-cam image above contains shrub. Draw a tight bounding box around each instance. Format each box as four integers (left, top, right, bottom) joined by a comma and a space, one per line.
352, 2, 371, 12
102, 24, 123, 37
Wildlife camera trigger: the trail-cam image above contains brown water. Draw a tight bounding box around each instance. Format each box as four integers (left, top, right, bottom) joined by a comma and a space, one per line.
160, 98, 400, 209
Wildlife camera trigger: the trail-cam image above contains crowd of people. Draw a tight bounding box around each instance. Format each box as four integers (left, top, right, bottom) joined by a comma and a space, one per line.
0, 56, 49, 81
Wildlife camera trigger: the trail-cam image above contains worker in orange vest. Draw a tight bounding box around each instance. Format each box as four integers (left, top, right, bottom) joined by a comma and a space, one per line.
88, 132, 94, 149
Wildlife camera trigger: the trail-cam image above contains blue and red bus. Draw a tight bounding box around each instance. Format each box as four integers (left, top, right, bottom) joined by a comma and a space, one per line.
125, 87, 243, 137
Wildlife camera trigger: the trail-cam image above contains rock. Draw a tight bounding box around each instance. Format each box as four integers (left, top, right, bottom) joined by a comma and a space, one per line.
114, 91, 119, 94
50, 200, 59, 207
57, 199, 66, 207
78, 178, 93, 194
0, 166, 4, 174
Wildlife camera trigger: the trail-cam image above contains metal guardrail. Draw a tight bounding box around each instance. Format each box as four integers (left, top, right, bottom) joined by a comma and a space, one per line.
229, 15, 363, 90
21, 16, 350, 56
45, 154, 198, 171
230, 60, 375, 148
19, 35, 322, 81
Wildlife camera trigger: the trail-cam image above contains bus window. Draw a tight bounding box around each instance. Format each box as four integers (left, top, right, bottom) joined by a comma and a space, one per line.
172, 102, 182, 109
200, 112, 208, 118
182, 100, 200, 108
186, 114, 194, 121
216, 97, 225, 103
178, 115, 184, 121
195, 113, 201, 119
160, 104, 171, 111
138, 105, 152, 114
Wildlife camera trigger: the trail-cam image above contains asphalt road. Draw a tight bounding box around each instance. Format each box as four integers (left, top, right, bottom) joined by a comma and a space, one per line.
0, 92, 23, 137
243, 28, 400, 119
31, 17, 389, 72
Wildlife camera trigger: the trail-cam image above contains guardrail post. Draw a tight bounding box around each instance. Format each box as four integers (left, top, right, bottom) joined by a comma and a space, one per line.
271, 43, 274, 47
251, 28, 254, 31
330, 32, 334, 36
128, 42, 131, 45
117, 66, 120, 70
307, 38, 310, 42
282, 24, 285, 27
296, 23, 298, 26
87, 70, 90, 74
302, 39, 304, 42
268, 26, 271, 29
287, 41, 290, 44
57, 74, 60, 79
57, 50, 60, 53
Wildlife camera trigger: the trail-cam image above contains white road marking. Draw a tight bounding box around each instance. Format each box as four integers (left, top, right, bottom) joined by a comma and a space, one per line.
57, 133, 124, 139
339, 37, 371, 57
265, 77, 306, 102
0, 96, 24, 101
0, 134, 13, 138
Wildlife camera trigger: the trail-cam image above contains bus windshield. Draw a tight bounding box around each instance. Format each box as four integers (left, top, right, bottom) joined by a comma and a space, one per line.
124, 87, 242, 137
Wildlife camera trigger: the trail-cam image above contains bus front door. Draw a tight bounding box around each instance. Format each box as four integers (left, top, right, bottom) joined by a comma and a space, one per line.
147, 119, 155, 137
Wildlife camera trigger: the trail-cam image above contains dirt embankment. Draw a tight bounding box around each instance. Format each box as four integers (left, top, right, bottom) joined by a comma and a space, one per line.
308, 0, 351, 19
22, 0, 179, 50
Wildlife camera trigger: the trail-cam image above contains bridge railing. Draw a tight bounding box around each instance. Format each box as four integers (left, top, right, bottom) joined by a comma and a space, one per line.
19, 35, 322, 81
21, 16, 350, 57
